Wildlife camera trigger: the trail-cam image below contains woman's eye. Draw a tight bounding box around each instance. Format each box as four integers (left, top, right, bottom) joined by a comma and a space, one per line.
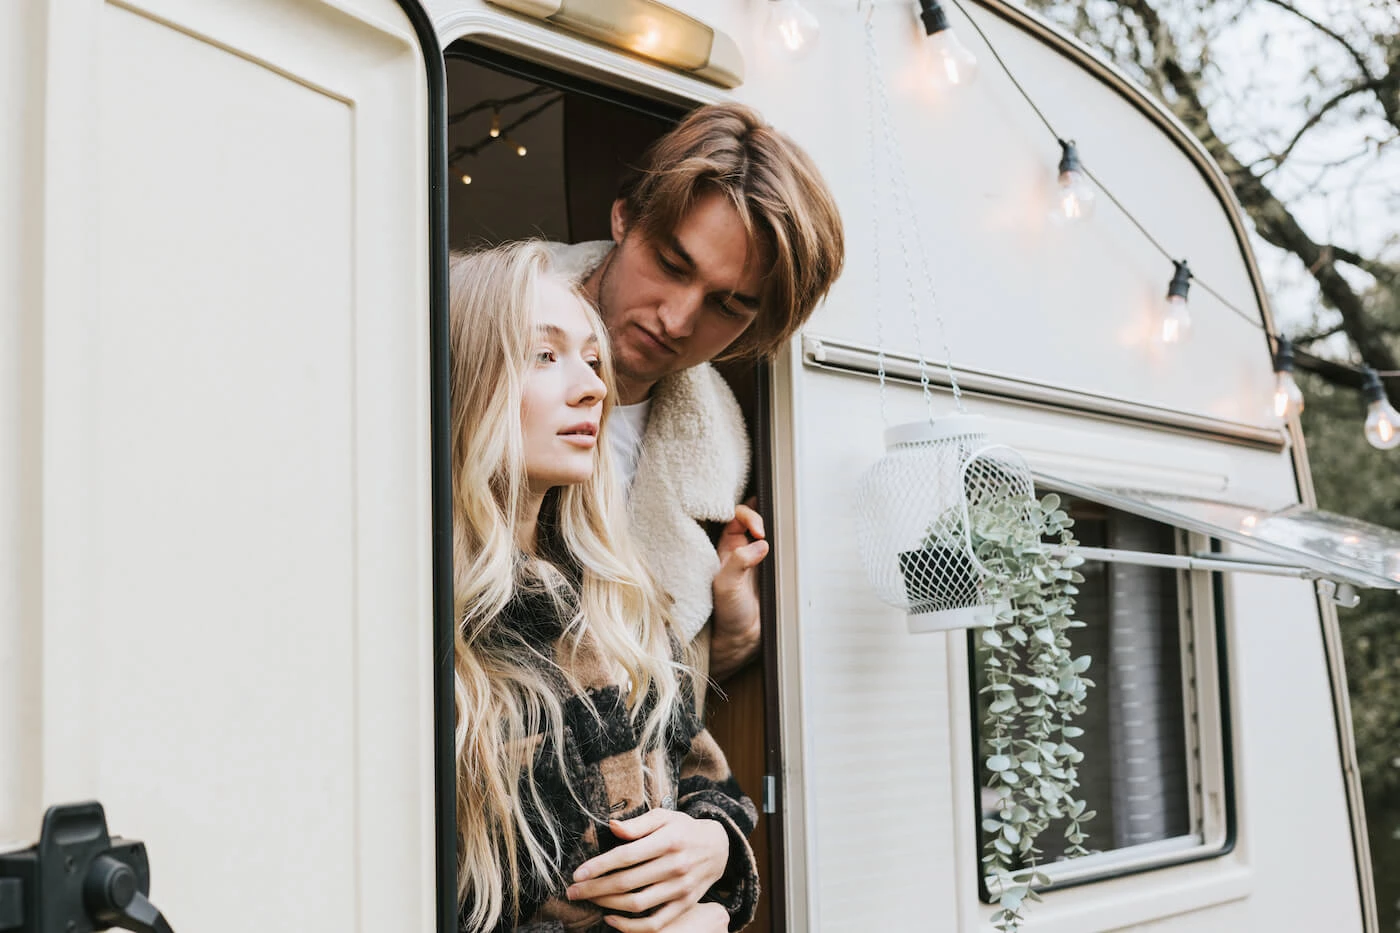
586, 358, 602, 372
534, 349, 556, 364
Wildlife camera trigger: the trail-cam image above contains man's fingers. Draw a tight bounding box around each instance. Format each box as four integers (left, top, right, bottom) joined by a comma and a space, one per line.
731, 503, 765, 539
740, 538, 769, 566
718, 537, 768, 576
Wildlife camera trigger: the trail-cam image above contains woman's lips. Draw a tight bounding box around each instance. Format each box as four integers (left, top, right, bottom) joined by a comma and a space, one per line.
558, 422, 598, 448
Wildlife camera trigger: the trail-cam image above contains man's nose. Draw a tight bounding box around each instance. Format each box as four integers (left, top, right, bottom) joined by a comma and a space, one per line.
657, 288, 703, 340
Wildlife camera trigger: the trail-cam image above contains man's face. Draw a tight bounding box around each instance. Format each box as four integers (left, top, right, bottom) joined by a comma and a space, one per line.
593, 191, 764, 404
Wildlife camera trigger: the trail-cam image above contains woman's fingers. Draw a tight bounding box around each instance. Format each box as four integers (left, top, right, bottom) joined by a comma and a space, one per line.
573, 815, 675, 883
602, 895, 690, 933
566, 856, 672, 902
585, 878, 683, 913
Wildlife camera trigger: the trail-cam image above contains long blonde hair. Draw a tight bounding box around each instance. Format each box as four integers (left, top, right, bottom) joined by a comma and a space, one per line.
450, 241, 683, 931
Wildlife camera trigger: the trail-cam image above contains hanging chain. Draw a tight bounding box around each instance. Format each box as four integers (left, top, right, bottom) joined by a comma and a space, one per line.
863, 2, 889, 424
862, 8, 966, 415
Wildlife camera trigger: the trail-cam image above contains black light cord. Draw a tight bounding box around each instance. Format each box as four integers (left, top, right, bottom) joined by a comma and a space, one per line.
449, 93, 564, 163
935, 0, 1397, 386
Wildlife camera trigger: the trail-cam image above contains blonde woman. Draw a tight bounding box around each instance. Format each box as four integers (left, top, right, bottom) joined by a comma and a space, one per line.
451, 241, 759, 933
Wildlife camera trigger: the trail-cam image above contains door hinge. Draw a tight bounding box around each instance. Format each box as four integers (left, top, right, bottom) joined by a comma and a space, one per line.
762, 774, 778, 814
0, 801, 176, 933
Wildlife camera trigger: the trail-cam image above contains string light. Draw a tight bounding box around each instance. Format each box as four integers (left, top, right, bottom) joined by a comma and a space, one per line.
918, 0, 978, 91
1272, 338, 1305, 419
1362, 369, 1400, 450
1052, 140, 1095, 223
506, 135, 528, 157
489, 109, 501, 138
459, 171, 473, 185
1159, 261, 1192, 345
762, 0, 820, 59
850, 0, 1400, 448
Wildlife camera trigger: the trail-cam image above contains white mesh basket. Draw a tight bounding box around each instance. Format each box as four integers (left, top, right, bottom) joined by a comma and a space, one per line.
855, 415, 1036, 633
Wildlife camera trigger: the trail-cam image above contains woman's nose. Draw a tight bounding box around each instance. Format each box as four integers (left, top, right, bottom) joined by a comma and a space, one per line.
571, 360, 606, 405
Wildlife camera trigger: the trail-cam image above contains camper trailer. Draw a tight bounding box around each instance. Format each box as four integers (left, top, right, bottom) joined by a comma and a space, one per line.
2, 0, 1392, 930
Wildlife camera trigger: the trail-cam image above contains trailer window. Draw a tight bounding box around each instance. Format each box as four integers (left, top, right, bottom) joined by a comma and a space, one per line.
972, 495, 1229, 890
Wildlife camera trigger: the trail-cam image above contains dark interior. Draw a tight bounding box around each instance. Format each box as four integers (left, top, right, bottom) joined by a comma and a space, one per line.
445, 40, 782, 932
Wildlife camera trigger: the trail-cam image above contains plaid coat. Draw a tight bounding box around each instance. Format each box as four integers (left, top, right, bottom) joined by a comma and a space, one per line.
461, 582, 760, 933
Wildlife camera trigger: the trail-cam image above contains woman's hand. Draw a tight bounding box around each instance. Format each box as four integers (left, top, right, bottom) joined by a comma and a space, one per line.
709, 499, 768, 682
657, 902, 730, 933
565, 809, 730, 931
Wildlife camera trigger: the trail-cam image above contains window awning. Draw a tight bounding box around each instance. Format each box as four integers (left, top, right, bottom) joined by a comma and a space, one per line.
1033, 472, 1400, 591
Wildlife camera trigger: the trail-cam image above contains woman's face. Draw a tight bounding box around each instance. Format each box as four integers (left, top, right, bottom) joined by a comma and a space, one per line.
521, 278, 608, 494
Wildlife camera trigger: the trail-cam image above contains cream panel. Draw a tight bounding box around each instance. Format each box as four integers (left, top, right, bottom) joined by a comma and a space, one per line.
795, 371, 962, 931
728, 2, 1275, 431
34, 0, 433, 928
0, 0, 44, 850
797, 368, 1358, 930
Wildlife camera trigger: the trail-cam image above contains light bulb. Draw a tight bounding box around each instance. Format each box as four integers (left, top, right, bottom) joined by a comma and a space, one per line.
460, 172, 472, 185
1158, 261, 1192, 345
516, 143, 528, 157
1362, 369, 1400, 450
1052, 141, 1095, 223
489, 110, 501, 138
1273, 371, 1304, 418
762, 0, 819, 60
919, 0, 978, 91
1271, 338, 1304, 419
926, 29, 979, 89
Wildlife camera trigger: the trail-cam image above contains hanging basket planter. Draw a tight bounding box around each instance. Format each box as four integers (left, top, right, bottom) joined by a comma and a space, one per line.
855, 414, 1037, 633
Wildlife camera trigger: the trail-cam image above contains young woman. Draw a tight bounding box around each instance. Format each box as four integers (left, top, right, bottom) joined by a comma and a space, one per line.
451, 242, 759, 933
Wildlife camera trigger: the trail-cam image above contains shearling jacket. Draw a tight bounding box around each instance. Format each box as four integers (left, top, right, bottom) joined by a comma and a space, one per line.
459, 577, 760, 933
548, 241, 752, 651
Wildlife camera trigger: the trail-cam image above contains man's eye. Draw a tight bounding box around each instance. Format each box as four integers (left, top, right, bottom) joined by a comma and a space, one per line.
712, 299, 746, 320
657, 254, 682, 275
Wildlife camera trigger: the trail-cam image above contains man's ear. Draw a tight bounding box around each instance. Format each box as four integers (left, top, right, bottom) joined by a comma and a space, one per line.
609, 198, 630, 244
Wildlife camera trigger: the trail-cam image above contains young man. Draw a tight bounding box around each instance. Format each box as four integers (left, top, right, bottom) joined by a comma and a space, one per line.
551, 102, 845, 688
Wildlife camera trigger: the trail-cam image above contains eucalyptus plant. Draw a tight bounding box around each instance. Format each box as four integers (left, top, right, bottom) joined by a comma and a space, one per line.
931, 492, 1094, 932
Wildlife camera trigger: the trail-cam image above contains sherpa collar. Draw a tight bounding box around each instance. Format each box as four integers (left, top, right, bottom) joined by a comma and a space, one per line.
547, 239, 751, 642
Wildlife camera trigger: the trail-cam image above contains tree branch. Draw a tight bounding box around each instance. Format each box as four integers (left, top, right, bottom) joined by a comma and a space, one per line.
1111, 0, 1400, 374
1256, 0, 1376, 83
1255, 80, 1382, 175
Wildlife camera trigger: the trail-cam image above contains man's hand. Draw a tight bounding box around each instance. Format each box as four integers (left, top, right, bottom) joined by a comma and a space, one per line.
710, 499, 768, 682
565, 810, 730, 931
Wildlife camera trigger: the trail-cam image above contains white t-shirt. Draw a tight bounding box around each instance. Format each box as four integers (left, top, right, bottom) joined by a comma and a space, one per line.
607, 398, 652, 493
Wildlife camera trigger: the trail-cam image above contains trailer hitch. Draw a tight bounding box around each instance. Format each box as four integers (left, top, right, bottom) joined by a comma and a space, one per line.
0, 802, 175, 933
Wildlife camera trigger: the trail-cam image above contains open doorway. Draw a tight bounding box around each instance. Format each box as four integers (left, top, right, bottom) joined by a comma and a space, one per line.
446, 40, 785, 932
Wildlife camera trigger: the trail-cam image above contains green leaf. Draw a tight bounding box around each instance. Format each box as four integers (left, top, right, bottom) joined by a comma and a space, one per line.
983, 629, 1005, 647
987, 755, 1013, 772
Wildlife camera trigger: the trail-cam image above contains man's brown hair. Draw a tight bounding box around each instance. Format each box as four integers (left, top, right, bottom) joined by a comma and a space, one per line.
617, 102, 844, 361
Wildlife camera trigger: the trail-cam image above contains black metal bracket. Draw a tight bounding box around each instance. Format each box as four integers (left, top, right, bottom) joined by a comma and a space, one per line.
0, 802, 175, 933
